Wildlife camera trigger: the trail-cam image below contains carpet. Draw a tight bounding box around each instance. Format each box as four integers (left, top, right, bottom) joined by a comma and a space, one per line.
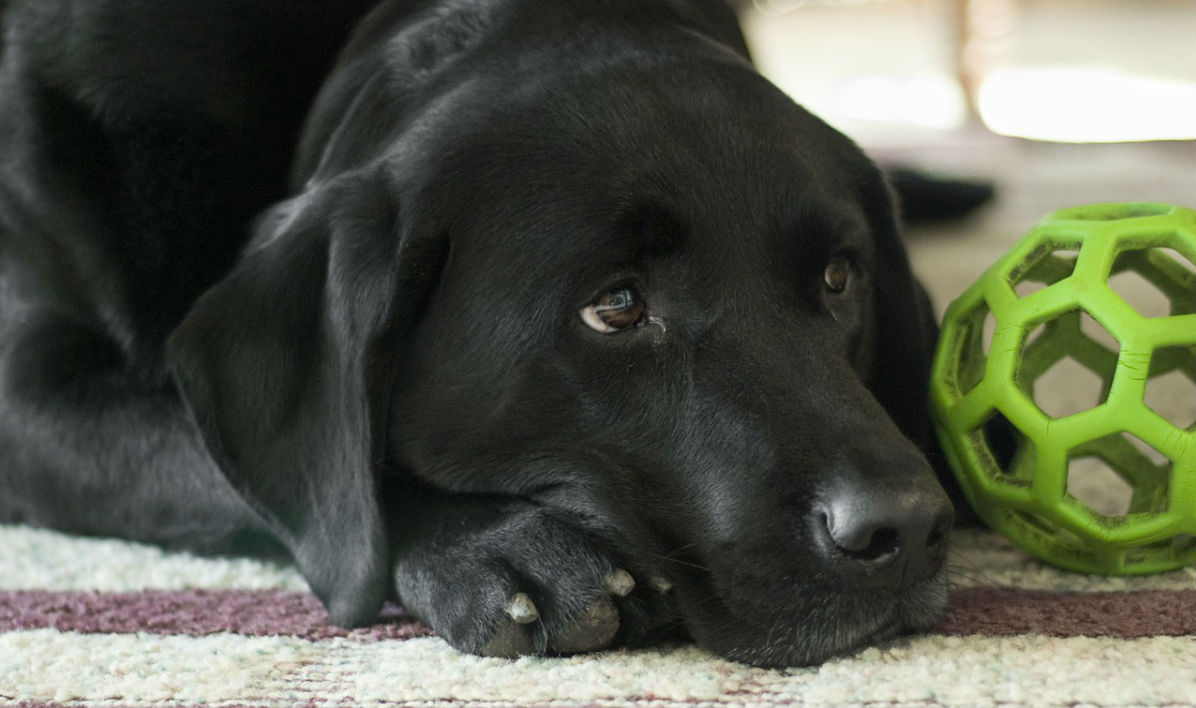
1, 523, 1192, 708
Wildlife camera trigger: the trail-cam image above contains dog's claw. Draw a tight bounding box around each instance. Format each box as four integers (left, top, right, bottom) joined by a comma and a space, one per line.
485, 589, 622, 657
479, 592, 540, 658
548, 595, 619, 654
504, 592, 540, 624
480, 617, 536, 658
649, 575, 672, 593
603, 568, 635, 597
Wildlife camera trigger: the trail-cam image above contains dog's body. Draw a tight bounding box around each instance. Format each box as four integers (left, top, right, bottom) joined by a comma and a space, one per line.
0, 0, 956, 666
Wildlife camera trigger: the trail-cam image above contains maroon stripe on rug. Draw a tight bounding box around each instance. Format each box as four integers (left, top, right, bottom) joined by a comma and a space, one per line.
1, 588, 1191, 640
0, 589, 431, 640
937, 587, 1196, 638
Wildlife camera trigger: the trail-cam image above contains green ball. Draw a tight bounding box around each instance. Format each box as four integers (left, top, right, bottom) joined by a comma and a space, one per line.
930, 202, 1196, 575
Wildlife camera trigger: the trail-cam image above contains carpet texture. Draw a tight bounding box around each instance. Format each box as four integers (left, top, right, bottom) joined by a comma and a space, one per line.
1, 524, 1192, 708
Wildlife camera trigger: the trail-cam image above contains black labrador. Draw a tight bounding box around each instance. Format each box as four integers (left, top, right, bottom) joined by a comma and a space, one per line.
0, 0, 957, 667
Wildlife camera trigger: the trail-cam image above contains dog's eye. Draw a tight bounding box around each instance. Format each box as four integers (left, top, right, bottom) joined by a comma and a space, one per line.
580, 286, 646, 333
823, 255, 853, 294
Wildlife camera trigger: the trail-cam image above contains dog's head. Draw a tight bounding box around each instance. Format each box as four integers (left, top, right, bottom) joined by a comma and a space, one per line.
168, 4, 952, 667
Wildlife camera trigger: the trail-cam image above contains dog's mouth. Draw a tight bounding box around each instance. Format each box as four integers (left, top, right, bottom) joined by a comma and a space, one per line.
675, 567, 951, 668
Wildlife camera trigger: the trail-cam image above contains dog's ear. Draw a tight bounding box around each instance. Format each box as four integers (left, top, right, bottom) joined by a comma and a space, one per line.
166, 176, 442, 627
857, 169, 939, 452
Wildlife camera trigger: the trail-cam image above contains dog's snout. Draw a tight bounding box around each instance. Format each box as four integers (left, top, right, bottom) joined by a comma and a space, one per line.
815, 467, 953, 589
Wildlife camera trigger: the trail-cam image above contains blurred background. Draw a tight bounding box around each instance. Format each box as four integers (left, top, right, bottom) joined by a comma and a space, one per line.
743, 0, 1194, 145
736, 0, 1195, 306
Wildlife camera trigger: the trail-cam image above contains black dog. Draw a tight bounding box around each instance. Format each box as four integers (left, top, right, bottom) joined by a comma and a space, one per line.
0, 0, 956, 667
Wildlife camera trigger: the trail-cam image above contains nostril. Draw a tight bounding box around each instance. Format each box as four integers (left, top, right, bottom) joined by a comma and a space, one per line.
924, 510, 954, 568
927, 515, 951, 550
844, 526, 900, 562
821, 511, 901, 563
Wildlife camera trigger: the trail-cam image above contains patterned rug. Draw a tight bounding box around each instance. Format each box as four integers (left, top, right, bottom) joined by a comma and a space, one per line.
1, 524, 1192, 708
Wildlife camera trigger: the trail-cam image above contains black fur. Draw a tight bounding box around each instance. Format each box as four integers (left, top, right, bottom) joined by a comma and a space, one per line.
0, 0, 955, 667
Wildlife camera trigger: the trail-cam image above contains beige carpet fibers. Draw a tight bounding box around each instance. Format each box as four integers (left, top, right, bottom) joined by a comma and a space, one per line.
1, 523, 1192, 708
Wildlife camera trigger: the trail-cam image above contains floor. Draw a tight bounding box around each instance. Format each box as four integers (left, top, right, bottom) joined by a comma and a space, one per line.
895, 136, 1195, 310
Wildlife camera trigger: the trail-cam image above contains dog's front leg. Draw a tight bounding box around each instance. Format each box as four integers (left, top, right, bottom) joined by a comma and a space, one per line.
384, 485, 679, 658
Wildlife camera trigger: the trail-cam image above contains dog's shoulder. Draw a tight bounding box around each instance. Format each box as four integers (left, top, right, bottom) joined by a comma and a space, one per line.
0, 1, 378, 341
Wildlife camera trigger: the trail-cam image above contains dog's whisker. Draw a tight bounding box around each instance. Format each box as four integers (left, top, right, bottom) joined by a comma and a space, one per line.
945, 562, 999, 589
638, 551, 710, 573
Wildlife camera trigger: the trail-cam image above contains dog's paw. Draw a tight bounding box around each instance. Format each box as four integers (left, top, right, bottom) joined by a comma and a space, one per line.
480, 572, 626, 657
392, 504, 675, 658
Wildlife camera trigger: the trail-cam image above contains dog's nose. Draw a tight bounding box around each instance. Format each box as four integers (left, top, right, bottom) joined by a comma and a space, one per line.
815, 468, 953, 589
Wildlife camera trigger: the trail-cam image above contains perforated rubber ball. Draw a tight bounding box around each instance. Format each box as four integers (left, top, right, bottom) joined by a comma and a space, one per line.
930, 202, 1196, 575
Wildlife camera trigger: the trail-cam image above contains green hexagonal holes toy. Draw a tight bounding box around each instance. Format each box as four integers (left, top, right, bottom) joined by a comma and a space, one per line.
931, 202, 1196, 575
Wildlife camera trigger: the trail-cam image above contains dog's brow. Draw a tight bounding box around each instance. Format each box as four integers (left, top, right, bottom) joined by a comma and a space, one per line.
787, 204, 870, 251
610, 200, 687, 261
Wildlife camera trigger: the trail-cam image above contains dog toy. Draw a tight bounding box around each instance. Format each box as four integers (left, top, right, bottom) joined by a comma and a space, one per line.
930, 202, 1196, 575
